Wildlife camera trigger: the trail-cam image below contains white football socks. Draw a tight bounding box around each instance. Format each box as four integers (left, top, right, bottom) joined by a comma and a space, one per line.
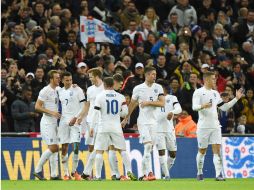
159, 155, 169, 177
196, 152, 205, 175
61, 154, 69, 176
109, 150, 120, 178
84, 150, 96, 175
121, 151, 132, 173
167, 156, 175, 171
72, 152, 79, 174
95, 153, 103, 179
35, 149, 53, 173
50, 152, 59, 177
213, 154, 222, 177
142, 143, 152, 176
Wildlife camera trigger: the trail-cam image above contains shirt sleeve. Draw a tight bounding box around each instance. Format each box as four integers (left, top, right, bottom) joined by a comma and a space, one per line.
172, 96, 182, 115
120, 96, 128, 117
192, 89, 202, 111
38, 88, 47, 101
77, 87, 86, 102
131, 86, 139, 101
158, 85, 164, 97
87, 88, 91, 102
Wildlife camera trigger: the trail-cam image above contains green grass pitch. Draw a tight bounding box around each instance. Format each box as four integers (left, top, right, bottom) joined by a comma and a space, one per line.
2, 179, 254, 190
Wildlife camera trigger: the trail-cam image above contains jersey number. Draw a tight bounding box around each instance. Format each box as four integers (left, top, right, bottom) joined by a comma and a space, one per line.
106, 100, 118, 115
161, 107, 165, 112
65, 99, 68, 106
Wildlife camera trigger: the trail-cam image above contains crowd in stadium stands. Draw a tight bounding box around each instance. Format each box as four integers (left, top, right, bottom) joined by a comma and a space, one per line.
1, 0, 254, 134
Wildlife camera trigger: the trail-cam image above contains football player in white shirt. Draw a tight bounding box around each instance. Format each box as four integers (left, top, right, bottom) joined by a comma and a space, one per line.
58, 71, 86, 180
76, 68, 104, 180
34, 70, 61, 180
156, 80, 182, 180
90, 77, 136, 180
122, 66, 165, 181
192, 71, 243, 181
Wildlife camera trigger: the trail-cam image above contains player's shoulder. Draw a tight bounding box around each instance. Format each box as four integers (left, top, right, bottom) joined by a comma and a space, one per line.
194, 86, 204, 94
154, 82, 163, 88
134, 83, 144, 90
166, 94, 177, 100
40, 85, 50, 93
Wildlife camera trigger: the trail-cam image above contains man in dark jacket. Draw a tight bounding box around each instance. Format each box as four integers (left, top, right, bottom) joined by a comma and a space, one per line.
11, 86, 39, 132
122, 63, 145, 96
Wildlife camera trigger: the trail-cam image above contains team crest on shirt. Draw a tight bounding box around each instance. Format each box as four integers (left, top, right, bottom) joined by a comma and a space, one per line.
70, 91, 73, 96
55, 98, 58, 104
214, 93, 216, 97
154, 89, 158, 93
167, 99, 170, 103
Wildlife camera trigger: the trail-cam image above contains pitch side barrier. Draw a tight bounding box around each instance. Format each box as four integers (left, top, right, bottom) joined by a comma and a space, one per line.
1, 133, 253, 179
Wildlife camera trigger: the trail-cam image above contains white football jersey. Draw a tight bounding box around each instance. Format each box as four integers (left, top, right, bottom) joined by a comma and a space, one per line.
38, 85, 60, 123
192, 87, 223, 129
58, 86, 86, 121
132, 82, 164, 125
86, 83, 104, 122
95, 90, 127, 133
157, 94, 182, 132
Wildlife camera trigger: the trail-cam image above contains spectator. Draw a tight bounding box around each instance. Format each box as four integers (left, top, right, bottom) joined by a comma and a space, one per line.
154, 53, 170, 80
219, 92, 235, 133
168, 12, 181, 35
142, 7, 159, 33
236, 115, 247, 134
169, 77, 181, 97
31, 67, 46, 101
133, 42, 151, 64
1, 33, 19, 62
241, 88, 254, 132
169, 0, 197, 27
119, 1, 141, 30
179, 73, 200, 122
11, 86, 39, 132
122, 63, 144, 96
73, 62, 90, 94
175, 110, 197, 138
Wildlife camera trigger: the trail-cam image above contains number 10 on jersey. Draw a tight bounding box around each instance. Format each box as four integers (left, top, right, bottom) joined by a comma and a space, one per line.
106, 100, 118, 115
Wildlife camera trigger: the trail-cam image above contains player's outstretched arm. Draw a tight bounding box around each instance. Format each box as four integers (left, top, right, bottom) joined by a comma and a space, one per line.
218, 88, 244, 111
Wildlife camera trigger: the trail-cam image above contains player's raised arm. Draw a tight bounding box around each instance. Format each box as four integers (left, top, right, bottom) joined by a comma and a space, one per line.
217, 88, 244, 111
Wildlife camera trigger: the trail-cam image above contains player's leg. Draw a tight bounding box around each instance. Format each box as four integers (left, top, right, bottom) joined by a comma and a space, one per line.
211, 128, 225, 181
111, 133, 137, 181
196, 128, 209, 180
70, 125, 82, 180
156, 133, 169, 180
82, 145, 96, 179
108, 145, 120, 180
82, 124, 97, 179
61, 143, 70, 180
34, 121, 59, 180
94, 132, 110, 180
70, 142, 81, 180
34, 144, 58, 180
166, 132, 177, 177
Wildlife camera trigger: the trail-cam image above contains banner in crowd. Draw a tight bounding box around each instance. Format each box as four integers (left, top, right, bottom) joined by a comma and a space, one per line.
222, 137, 254, 178
80, 16, 121, 46
1, 137, 253, 180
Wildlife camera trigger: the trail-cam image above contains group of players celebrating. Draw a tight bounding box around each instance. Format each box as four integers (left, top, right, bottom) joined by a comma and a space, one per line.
33, 65, 243, 181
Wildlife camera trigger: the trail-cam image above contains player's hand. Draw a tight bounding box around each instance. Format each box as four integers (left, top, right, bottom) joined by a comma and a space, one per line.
140, 101, 149, 108
202, 102, 212, 109
89, 128, 94, 137
69, 117, 77, 126
121, 118, 128, 128
236, 88, 244, 100
167, 112, 174, 120
51, 111, 61, 119
76, 117, 83, 125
